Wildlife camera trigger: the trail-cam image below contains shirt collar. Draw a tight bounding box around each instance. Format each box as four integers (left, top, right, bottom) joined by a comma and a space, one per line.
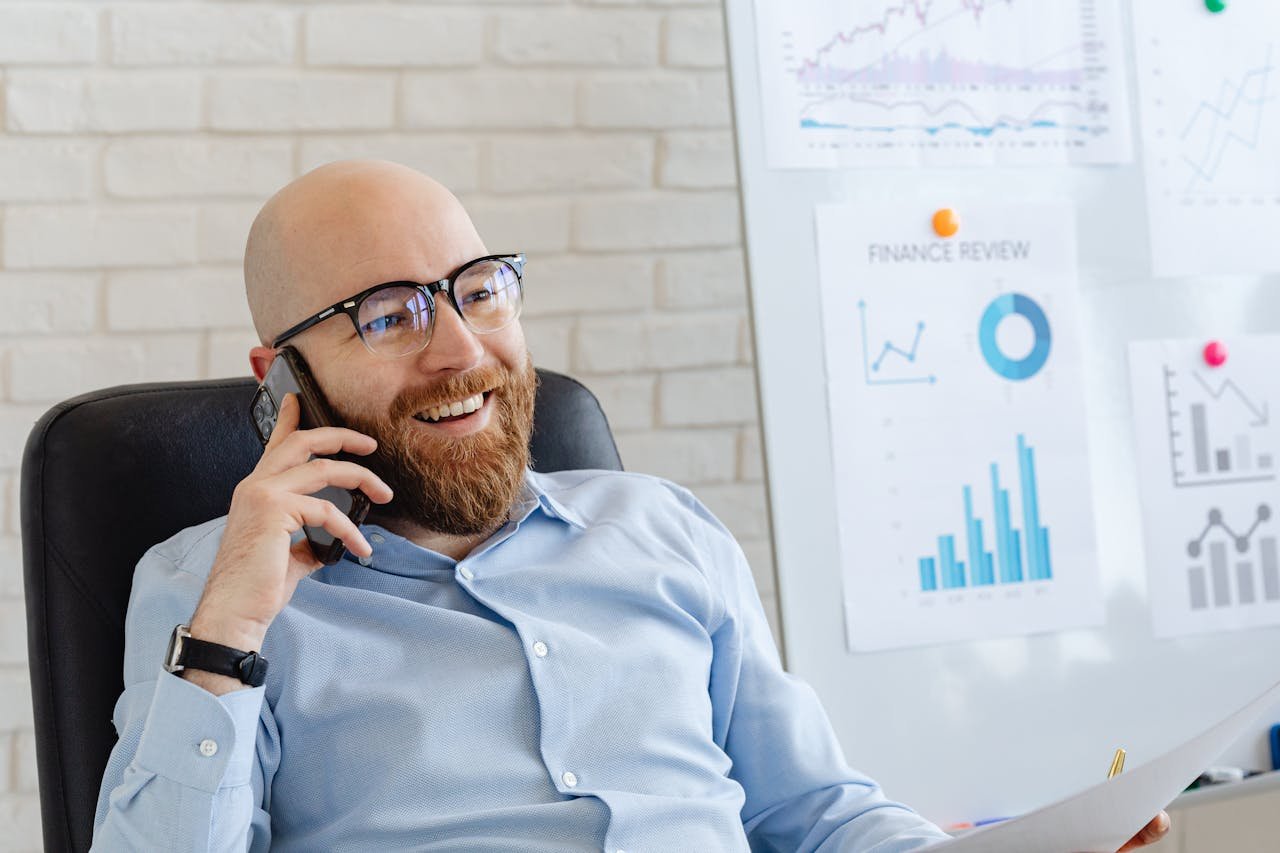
348, 469, 589, 574
519, 469, 587, 530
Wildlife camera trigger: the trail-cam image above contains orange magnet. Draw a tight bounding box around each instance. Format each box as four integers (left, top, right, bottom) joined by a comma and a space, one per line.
932, 208, 960, 238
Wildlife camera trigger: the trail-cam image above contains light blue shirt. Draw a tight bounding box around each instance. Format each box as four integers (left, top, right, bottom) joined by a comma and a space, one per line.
93, 469, 949, 852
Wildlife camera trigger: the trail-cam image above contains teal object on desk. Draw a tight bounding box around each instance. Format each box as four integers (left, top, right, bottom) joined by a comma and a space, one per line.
1269, 724, 1280, 771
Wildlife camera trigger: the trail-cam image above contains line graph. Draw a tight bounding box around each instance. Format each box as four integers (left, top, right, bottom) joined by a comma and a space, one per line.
756, 0, 1131, 166
858, 300, 936, 386
1179, 46, 1275, 194
797, 0, 1007, 79
1192, 371, 1270, 428
799, 94, 1101, 138
1135, 0, 1280, 276
798, 49, 1086, 87
1183, 504, 1278, 612
1187, 505, 1271, 559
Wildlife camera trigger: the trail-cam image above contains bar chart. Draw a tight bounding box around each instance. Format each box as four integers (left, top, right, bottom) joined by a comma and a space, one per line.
1131, 336, 1280, 638
1164, 365, 1275, 488
1186, 504, 1277, 610
918, 434, 1053, 593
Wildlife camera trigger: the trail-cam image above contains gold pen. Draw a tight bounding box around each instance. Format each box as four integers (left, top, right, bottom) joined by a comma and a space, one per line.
1108, 748, 1126, 779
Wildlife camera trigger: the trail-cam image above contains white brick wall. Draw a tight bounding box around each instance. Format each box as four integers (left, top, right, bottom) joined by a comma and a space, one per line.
0, 5, 96, 65
103, 139, 294, 199
306, 8, 484, 68
110, 6, 295, 66
0, 4, 773, 849
7, 71, 203, 133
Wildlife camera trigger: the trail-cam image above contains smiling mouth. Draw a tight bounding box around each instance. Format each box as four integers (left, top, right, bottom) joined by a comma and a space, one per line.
412, 391, 491, 423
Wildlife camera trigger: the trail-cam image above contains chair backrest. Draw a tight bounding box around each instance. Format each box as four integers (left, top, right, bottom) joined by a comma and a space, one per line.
20, 369, 621, 853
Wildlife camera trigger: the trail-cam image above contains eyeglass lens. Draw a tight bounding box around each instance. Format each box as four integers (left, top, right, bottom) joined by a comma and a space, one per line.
355, 259, 523, 357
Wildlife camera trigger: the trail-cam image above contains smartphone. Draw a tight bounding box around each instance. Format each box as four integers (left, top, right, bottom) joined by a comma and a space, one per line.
250, 346, 372, 565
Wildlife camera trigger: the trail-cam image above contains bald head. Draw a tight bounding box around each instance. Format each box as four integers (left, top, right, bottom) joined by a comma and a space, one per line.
244, 160, 485, 345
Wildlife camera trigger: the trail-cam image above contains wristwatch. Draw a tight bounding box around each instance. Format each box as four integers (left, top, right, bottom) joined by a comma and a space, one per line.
164, 624, 269, 688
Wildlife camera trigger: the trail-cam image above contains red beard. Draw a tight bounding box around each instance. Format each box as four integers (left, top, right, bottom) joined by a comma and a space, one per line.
334, 355, 538, 537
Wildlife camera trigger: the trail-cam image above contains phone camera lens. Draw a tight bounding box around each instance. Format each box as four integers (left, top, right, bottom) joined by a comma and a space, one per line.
253, 392, 278, 438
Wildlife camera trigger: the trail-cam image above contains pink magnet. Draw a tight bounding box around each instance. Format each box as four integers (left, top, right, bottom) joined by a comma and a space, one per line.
1203, 340, 1228, 368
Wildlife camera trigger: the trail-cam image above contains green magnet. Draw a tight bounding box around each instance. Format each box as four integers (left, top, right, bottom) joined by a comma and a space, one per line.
1205, 0, 1227, 12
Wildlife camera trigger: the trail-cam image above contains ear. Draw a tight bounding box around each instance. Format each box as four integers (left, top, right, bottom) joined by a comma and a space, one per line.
249, 346, 276, 382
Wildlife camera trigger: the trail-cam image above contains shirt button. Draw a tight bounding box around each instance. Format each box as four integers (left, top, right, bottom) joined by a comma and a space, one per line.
369, 533, 384, 544
561, 770, 578, 788
358, 555, 372, 567
532, 640, 548, 658
198, 739, 218, 757
459, 566, 474, 581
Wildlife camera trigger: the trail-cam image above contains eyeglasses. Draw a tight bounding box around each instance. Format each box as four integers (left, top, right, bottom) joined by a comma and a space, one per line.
271, 253, 526, 358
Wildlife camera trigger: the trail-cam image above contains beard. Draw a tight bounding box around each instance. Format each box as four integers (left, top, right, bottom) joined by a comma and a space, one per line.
333, 354, 538, 537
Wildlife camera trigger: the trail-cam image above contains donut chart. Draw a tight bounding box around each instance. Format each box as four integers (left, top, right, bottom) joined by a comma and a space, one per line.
979, 293, 1051, 381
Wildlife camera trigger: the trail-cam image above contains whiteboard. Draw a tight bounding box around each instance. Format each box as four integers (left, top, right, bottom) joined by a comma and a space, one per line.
723, 0, 1280, 825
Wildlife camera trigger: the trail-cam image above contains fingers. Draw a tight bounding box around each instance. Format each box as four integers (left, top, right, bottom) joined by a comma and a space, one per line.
270, 457, 394, 505
1117, 812, 1170, 851
264, 392, 301, 451
292, 494, 374, 558
258, 420, 379, 479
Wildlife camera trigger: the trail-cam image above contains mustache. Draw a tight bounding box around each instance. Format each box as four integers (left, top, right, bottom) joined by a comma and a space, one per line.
387, 364, 509, 421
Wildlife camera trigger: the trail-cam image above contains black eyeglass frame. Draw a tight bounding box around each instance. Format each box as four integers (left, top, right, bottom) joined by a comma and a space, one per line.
270, 253, 527, 354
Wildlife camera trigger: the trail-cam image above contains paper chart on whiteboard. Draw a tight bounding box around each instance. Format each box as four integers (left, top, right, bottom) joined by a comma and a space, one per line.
1128, 336, 1280, 639
817, 202, 1104, 652
752, 0, 1133, 168
1133, 0, 1280, 276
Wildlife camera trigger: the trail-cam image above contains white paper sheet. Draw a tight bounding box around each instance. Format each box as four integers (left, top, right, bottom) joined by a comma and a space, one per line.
924, 677, 1280, 853
817, 202, 1103, 652
753, 0, 1133, 169
1132, 0, 1280, 276
1128, 337, 1280, 639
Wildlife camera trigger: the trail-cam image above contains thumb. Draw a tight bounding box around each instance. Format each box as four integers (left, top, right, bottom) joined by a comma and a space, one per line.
285, 537, 325, 582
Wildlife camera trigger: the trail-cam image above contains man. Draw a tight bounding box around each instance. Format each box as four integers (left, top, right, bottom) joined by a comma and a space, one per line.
93, 161, 1169, 851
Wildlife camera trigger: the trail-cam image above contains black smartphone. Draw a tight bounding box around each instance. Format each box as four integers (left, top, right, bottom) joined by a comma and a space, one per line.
250, 346, 372, 565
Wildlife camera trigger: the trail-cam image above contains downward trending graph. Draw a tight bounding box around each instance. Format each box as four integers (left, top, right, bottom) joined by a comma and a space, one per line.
1129, 338, 1280, 637
756, 0, 1131, 165
1163, 365, 1275, 488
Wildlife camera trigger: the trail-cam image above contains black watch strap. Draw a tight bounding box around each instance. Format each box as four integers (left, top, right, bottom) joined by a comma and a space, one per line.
168, 625, 269, 687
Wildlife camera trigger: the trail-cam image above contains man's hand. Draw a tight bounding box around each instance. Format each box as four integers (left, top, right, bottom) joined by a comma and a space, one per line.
184, 393, 393, 692
1117, 811, 1171, 851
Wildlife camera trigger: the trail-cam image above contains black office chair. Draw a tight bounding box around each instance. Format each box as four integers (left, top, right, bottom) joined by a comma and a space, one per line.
21, 369, 622, 853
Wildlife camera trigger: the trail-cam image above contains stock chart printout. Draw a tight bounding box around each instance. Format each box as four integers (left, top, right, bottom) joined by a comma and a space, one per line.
1134, 1, 1280, 276
1129, 337, 1280, 638
817, 203, 1103, 651
753, 0, 1133, 168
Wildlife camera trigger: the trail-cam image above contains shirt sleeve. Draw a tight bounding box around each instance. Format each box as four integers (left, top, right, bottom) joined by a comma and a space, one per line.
686, 493, 952, 853
92, 535, 279, 853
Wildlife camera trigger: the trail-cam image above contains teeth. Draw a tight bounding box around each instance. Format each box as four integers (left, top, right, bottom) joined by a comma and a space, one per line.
419, 393, 485, 423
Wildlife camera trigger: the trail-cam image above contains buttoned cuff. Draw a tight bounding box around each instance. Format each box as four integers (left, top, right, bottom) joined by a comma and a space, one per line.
133, 668, 265, 794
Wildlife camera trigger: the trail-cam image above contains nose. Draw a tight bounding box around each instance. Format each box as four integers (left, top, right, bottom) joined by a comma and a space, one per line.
417, 297, 485, 374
